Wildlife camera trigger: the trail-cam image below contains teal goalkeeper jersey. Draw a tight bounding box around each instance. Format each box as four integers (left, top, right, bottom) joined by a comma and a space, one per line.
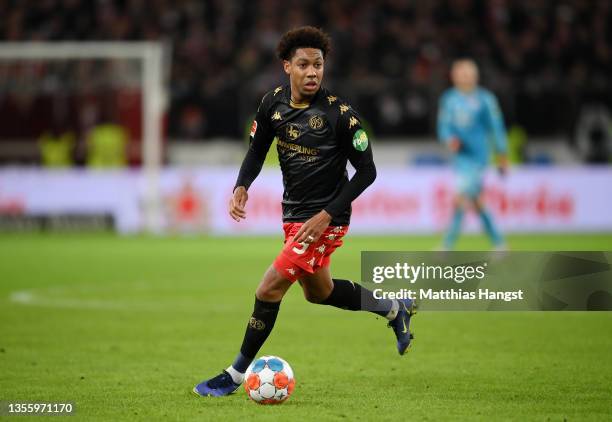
437, 87, 507, 169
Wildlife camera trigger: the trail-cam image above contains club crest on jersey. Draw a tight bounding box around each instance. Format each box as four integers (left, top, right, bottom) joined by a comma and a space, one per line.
286, 123, 301, 140
250, 120, 258, 138
352, 129, 369, 151
309, 115, 324, 130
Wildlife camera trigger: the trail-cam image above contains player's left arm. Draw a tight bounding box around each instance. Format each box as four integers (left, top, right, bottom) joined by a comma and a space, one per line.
484, 92, 509, 174
294, 106, 376, 244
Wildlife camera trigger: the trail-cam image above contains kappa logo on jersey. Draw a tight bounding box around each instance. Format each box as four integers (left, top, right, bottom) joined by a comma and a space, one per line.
250, 120, 258, 137
309, 115, 324, 129
286, 123, 301, 140
352, 129, 369, 151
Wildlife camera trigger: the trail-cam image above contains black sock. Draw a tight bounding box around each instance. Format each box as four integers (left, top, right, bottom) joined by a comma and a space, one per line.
232, 297, 281, 373
321, 278, 394, 317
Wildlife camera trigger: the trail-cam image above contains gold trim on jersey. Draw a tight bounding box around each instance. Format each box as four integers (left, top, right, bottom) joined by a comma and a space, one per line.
290, 99, 310, 109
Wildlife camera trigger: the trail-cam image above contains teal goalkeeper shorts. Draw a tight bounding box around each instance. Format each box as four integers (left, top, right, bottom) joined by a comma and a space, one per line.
455, 167, 485, 198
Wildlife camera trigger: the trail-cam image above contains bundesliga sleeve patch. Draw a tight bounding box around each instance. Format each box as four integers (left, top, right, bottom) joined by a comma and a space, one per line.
352, 129, 369, 151
250, 120, 258, 137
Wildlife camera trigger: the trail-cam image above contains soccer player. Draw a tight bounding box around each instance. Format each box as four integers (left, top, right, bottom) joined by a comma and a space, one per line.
194, 26, 416, 397
437, 58, 508, 250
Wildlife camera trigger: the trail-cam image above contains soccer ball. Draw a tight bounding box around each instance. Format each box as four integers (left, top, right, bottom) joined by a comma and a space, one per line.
244, 355, 295, 404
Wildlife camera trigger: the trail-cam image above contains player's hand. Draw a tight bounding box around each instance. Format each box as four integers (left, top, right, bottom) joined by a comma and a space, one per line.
448, 137, 461, 153
497, 154, 509, 177
229, 186, 248, 222
293, 210, 332, 244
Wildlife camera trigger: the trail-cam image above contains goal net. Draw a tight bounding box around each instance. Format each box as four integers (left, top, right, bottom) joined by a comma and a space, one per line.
0, 42, 168, 232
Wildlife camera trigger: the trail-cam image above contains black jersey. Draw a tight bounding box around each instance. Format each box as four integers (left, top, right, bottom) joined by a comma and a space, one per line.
235, 85, 376, 226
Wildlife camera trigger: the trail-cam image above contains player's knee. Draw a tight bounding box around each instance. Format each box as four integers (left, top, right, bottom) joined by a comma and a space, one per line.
256, 281, 290, 302
301, 284, 330, 304
303, 290, 326, 304
454, 197, 467, 211
256, 285, 282, 302
255, 267, 290, 302
302, 290, 319, 303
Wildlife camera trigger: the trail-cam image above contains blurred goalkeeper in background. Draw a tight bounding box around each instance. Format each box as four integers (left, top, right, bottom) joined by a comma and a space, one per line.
193, 26, 415, 398
437, 58, 508, 250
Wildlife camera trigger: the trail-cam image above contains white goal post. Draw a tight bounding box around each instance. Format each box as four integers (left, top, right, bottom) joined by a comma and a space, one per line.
0, 42, 169, 232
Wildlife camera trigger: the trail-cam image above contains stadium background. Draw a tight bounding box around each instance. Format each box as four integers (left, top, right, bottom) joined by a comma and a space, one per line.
1, 1, 611, 420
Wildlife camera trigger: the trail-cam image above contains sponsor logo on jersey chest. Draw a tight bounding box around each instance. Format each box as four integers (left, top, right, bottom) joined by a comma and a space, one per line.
286, 123, 301, 140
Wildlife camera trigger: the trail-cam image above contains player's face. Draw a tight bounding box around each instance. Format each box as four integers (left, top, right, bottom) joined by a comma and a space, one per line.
451, 61, 478, 92
284, 48, 324, 102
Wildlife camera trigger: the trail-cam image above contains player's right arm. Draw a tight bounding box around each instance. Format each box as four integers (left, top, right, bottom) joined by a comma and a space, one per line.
231, 92, 275, 221
482, 91, 509, 175
437, 92, 460, 152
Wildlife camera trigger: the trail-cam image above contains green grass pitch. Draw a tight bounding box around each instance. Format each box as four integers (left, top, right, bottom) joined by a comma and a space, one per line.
1, 233, 611, 421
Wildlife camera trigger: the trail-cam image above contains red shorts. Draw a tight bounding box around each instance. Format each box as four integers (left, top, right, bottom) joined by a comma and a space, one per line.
273, 223, 349, 282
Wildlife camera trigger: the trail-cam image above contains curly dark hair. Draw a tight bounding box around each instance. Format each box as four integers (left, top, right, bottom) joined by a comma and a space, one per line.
276, 26, 332, 61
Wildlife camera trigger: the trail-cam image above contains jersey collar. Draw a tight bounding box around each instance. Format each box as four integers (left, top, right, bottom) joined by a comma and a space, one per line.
284, 85, 324, 109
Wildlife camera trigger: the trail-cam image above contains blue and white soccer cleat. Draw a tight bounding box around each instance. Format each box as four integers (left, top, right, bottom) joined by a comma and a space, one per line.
388, 298, 416, 355
193, 371, 241, 397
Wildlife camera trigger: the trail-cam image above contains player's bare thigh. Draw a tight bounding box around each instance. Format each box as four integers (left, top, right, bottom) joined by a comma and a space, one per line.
454, 194, 470, 210
298, 266, 334, 303
473, 195, 486, 211
455, 193, 484, 211
256, 265, 293, 302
